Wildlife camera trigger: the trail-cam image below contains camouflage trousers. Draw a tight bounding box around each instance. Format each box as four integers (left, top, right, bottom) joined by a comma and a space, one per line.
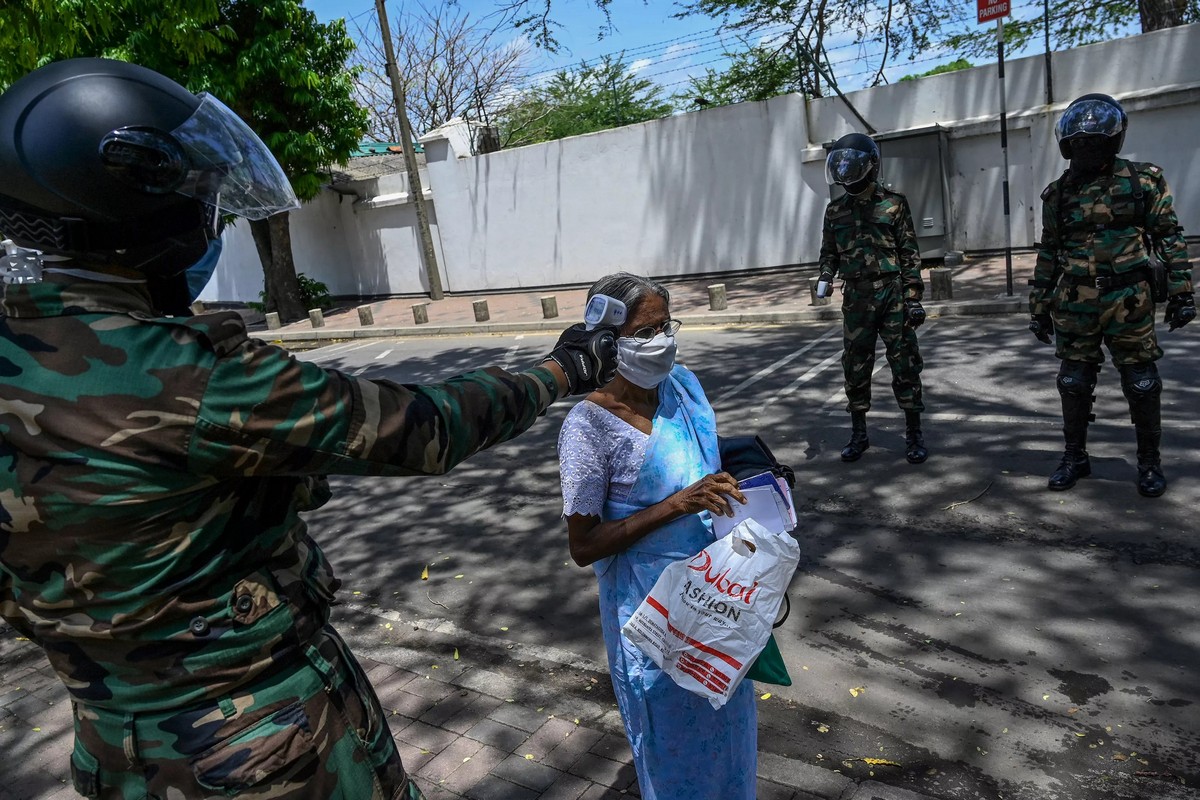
840, 276, 924, 413
1050, 279, 1162, 365
69, 626, 425, 800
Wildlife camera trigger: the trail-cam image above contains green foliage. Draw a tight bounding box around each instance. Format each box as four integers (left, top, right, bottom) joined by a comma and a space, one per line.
251, 272, 331, 313
0, 0, 366, 200
678, 44, 805, 108
496, 55, 674, 146
899, 58, 972, 82
0, 1, 224, 90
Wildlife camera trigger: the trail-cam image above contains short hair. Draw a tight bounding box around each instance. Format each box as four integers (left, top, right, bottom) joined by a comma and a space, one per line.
586, 272, 670, 317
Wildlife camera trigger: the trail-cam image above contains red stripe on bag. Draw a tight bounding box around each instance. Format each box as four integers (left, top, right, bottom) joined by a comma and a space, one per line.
645, 596, 744, 670
676, 654, 729, 693
678, 652, 730, 689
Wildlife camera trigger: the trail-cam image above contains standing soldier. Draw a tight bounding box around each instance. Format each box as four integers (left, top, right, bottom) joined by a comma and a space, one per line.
818, 133, 928, 464
0, 59, 618, 799
1028, 93, 1193, 497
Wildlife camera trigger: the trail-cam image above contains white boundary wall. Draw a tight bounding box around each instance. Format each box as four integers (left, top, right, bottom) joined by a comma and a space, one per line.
201, 23, 1200, 302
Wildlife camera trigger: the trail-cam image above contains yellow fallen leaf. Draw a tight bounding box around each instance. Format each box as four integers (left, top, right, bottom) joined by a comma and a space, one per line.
1075, 732, 1086, 737
1067, 707, 1079, 714
500, 626, 509, 632
1112, 753, 1128, 762
760, 692, 772, 700
574, 718, 580, 725
455, 574, 464, 579
385, 623, 392, 630
817, 724, 830, 733
421, 565, 429, 580
850, 686, 865, 697
15, 637, 29, 641
32, 727, 41, 732
453, 648, 460, 661
862, 758, 901, 768
524, 754, 534, 760
1042, 694, 1051, 701
353, 591, 362, 595
431, 665, 439, 669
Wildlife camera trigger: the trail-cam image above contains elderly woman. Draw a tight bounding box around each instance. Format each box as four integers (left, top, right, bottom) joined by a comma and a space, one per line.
557, 272, 757, 799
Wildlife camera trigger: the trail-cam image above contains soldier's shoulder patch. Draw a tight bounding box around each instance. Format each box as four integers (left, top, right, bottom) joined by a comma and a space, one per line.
1040, 183, 1058, 202
1133, 161, 1163, 177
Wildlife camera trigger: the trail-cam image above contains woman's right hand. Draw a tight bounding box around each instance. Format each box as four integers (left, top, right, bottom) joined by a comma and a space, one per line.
670, 472, 747, 517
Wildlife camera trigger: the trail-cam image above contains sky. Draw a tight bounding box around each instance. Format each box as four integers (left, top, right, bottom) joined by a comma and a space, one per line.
304, 0, 1135, 98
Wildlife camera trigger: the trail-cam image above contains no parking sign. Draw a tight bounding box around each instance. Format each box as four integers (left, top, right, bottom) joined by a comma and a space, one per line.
978, 0, 1011, 23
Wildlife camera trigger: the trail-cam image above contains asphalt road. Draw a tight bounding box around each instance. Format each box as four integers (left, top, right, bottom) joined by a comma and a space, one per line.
297, 316, 1200, 800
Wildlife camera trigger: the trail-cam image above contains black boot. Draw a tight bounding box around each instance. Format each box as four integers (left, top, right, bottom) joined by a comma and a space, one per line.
1048, 443, 1091, 490
1049, 363, 1096, 491
904, 410, 927, 464
1135, 427, 1166, 497
1121, 363, 1166, 498
840, 411, 869, 462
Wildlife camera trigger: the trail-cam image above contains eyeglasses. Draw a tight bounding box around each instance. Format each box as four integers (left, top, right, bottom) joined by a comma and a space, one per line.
628, 319, 682, 343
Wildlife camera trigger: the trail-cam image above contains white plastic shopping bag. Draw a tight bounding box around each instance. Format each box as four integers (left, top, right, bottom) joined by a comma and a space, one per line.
621, 518, 801, 709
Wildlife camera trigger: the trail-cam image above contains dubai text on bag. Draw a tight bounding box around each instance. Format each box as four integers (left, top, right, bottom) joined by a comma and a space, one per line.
621, 518, 801, 709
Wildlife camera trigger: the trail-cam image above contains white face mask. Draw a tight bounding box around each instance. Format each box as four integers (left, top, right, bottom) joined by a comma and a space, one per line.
617, 332, 678, 389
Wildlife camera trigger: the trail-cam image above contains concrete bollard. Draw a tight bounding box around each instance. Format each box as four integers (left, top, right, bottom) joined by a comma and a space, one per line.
412, 303, 429, 325
189, 301, 206, 315
357, 305, 375, 326
808, 276, 831, 306
472, 299, 490, 323
930, 267, 954, 301
540, 295, 559, 319
707, 283, 728, 312
308, 308, 325, 329
266, 312, 282, 330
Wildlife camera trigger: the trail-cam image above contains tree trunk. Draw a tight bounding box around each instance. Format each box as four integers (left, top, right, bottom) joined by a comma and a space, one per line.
1140, 0, 1187, 30
249, 214, 306, 322
248, 218, 277, 313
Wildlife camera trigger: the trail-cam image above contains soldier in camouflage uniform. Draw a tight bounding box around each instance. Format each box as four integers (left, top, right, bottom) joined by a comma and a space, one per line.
0, 59, 619, 799
818, 133, 928, 464
1029, 93, 1193, 497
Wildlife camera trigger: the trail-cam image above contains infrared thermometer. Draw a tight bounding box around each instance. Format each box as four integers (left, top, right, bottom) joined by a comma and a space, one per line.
584, 294, 627, 330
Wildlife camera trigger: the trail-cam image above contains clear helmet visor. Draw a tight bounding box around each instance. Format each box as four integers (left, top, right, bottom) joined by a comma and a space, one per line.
171, 94, 300, 220
825, 148, 875, 186
1055, 99, 1124, 143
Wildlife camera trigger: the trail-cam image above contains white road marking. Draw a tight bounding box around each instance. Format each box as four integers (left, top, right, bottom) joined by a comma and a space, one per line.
710, 325, 842, 407
752, 352, 843, 413
374, 348, 394, 360
307, 340, 374, 362
502, 335, 526, 370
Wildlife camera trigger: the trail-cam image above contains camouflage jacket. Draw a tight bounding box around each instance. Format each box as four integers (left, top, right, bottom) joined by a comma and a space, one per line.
818, 184, 924, 301
1030, 157, 1192, 314
0, 278, 560, 712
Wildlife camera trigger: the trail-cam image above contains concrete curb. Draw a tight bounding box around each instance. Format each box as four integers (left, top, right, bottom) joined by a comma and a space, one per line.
262, 297, 1025, 349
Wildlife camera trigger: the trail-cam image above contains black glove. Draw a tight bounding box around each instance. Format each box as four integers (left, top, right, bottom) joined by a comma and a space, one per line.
546, 323, 619, 395
1029, 314, 1054, 344
1165, 292, 1196, 331
815, 271, 834, 298
904, 299, 926, 329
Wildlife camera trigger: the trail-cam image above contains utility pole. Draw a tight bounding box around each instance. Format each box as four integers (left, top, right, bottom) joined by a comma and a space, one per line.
998, 18, 1014, 296
375, 0, 443, 300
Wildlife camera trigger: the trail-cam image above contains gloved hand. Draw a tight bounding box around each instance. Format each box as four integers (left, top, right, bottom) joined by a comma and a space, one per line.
815, 271, 834, 298
1029, 314, 1054, 344
545, 323, 619, 395
904, 299, 926, 329
1165, 292, 1196, 331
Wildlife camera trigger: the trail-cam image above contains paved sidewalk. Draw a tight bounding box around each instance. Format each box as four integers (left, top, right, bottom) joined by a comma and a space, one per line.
0, 621, 941, 800
243, 253, 1035, 347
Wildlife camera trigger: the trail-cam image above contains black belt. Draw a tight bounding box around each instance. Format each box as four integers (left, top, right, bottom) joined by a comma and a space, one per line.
844, 272, 900, 286
1062, 269, 1149, 292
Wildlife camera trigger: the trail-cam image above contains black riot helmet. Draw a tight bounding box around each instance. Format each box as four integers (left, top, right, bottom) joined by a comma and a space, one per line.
0, 58, 298, 276
1055, 93, 1127, 159
825, 133, 880, 196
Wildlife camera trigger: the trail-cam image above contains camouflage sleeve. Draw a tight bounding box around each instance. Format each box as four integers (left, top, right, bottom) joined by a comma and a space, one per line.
896, 197, 923, 301
188, 338, 561, 478
1145, 168, 1192, 295
818, 206, 840, 277
1030, 186, 1061, 316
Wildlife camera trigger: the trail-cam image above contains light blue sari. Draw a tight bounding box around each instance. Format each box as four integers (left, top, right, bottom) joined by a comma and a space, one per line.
596, 365, 757, 800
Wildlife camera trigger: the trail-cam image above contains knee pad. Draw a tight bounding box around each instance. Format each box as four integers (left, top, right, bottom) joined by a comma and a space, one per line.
1120, 363, 1162, 402
1056, 361, 1098, 398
